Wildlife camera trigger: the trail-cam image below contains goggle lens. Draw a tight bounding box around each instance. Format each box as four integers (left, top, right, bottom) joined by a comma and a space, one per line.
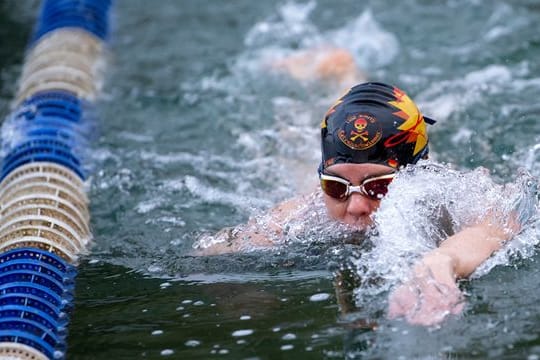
320, 177, 348, 200
363, 177, 393, 199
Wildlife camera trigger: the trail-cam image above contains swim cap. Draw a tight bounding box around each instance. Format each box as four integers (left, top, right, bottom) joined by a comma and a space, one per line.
320, 82, 436, 172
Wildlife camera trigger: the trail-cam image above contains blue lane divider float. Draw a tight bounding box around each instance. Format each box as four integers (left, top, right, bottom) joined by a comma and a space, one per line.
17, 90, 85, 123
1, 142, 85, 182
0, 248, 77, 359
0, 0, 113, 358
33, 0, 112, 43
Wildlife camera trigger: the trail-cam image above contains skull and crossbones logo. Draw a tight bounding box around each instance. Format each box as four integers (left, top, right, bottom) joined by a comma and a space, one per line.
349, 117, 369, 142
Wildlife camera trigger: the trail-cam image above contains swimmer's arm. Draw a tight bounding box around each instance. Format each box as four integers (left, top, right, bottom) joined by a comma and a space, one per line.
190, 227, 276, 256
388, 219, 516, 325
191, 196, 305, 256
426, 218, 514, 279
272, 47, 366, 84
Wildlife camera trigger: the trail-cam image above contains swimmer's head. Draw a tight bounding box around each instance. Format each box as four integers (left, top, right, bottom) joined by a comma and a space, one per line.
320, 82, 436, 172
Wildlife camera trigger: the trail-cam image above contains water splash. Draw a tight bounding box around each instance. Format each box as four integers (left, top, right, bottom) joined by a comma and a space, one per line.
349, 161, 539, 303
240, 4, 399, 79
516, 141, 540, 178
419, 64, 513, 122
192, 189, 374, 256
244, 1, 319, 49
327, 9, 399, 70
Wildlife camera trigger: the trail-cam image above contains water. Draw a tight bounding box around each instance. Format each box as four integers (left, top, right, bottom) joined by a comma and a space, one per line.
2, 0, 540, 359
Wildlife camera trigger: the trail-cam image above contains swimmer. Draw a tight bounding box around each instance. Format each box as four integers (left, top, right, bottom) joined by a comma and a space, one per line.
272, 46, 367, 86
194, 82, 522, 325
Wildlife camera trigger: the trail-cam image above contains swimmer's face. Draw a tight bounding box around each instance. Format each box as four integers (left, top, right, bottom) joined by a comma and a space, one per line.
321, 163, 395, 229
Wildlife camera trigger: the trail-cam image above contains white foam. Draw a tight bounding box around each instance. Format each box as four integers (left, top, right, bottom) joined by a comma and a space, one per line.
350, 162, 540, 301
136, 198, 163, 214
244, 1, 318, 48
329, 9, 399, 69
419, 65, 514, 121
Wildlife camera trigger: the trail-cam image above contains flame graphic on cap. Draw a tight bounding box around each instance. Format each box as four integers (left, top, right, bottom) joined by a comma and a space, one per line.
388, 87, 428, 155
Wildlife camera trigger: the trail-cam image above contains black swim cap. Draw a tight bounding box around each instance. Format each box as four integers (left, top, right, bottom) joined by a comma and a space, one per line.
320, 82, 436, 172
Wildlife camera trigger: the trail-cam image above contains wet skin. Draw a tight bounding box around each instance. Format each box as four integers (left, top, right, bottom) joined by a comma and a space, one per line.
322, 163, 395, 229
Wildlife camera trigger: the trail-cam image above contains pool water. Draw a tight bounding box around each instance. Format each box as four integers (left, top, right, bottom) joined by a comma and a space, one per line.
2, 0, 540, 359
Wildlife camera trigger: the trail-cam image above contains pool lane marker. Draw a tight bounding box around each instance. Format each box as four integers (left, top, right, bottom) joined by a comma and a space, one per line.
0, 0, 112, 358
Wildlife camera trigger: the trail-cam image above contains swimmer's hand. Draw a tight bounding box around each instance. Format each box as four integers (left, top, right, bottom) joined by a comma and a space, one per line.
387, 253, 464, 326
388, 216, 518, 326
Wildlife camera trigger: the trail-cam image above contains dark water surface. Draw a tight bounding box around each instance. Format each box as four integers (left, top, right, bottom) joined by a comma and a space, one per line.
2, 0, 540, 359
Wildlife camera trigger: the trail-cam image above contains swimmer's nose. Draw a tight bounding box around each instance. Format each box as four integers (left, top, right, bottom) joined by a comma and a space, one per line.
346, 192, 375, 219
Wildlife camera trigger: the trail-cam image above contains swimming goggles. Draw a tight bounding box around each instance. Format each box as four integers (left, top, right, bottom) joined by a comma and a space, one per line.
319, 173, 395, 201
